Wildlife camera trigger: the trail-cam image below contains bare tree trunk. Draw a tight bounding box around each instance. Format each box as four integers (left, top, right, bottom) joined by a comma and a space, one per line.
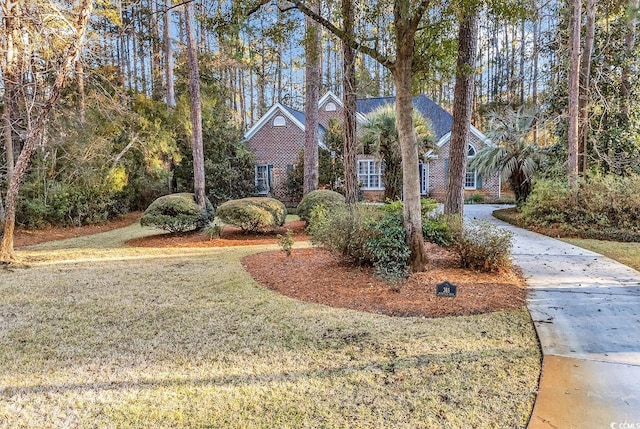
1, 0, 93, 262
76, 57, 86, 123
532, 8, 539, 142
184, 2, 206, 208
445, 10, 479, 216
2, 0, 17, 184
303, 1, 321, 195
621, 0, 639, 120
394, 1, 428, 273
578, 0, 595, 174
567, 0, 582, 189
164, 0, 176, 108
342, 0, 357, 205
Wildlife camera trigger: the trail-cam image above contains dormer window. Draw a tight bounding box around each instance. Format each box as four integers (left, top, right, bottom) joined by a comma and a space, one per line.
272, 115, 286, 127
325, 102, 337, 112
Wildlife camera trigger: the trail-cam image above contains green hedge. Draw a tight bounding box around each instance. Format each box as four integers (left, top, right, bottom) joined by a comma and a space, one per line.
140, 193, 214, 233
297, 190, 346, 223
216, 197, 286, 232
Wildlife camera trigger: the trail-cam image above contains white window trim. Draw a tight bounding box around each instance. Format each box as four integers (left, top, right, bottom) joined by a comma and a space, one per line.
358, 159, 384, 190
325, 102, 337, 112
272, 115, 286, 127
420, 162, 429, 195
255, 164, 270, 194
465, 144, 477, 190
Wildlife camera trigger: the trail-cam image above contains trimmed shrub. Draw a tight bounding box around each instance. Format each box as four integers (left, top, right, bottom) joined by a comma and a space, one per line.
450, 219, 513, 271
297, 189, 346, 223
381, 198, 452, 246
140, 193, 214, 233
216, 197, 286, 233
422, 216, 454, 247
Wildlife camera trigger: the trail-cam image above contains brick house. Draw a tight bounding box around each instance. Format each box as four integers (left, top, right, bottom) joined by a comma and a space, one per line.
243, 91, 502, 204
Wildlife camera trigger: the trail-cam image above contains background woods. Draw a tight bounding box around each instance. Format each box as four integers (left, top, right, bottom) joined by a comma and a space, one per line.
1, 0, 640, 246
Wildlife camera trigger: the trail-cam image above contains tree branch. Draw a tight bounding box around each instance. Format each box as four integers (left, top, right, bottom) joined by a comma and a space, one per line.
286, 0, 395, 70
410, 0, 432, 30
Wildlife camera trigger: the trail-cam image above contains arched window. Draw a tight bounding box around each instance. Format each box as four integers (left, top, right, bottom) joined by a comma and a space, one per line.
465, 144, 477, 189
325, 102, 337, 112
272, 115, 286, 127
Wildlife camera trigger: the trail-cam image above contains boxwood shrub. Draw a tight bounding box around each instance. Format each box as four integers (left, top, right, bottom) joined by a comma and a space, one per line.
140, 193, 214, 233
297, 189, 346, 223
216, 197, 286, 233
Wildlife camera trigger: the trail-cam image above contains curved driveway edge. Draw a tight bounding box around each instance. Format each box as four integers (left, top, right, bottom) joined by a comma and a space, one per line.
464, 204, 640, 429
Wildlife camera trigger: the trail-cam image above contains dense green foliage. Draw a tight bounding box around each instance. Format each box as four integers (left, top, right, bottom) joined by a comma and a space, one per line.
520, 176, 640, 241
17, 182, 125, 229
140, 193, 214, 233
11, 74, 254, 230
216, 197, 286, 233
297, 189, 346, 223
172, 91, 256, 207
308, 199, 443, 281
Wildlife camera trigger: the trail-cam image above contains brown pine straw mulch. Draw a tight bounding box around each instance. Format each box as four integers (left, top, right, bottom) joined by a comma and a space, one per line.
241, 242, 527, 318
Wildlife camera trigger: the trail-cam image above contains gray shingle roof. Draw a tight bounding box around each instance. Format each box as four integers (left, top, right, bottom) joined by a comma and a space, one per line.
356, 95, 453, 141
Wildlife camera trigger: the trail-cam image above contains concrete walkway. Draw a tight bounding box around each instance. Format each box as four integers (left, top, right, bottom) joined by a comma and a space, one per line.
464, 205, 640, 429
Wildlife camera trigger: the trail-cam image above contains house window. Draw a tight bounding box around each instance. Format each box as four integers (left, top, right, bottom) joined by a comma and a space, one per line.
325, 102, 337, 112
272, 115, 286, 127
420, 163, 429, 195
358, 159, 384, 190
465, 144, 477, 189
255, 164, 270, 194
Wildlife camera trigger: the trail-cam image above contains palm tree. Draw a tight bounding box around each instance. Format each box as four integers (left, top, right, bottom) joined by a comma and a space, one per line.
470, 107, 546, 206
361, 105, 435, 201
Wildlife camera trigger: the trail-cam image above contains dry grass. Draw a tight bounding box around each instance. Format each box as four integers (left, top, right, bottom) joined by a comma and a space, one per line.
0, 224, 540, 428
562, 238, 640, 271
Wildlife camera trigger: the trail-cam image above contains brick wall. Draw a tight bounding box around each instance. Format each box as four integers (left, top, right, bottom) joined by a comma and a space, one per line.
318, 98, 343, 129
245, 110, 305, 202
427, 131, 502, 202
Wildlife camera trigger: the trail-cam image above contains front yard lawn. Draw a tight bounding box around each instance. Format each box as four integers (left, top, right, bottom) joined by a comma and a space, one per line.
561, 238, 640, 271
0, 227, 540, 428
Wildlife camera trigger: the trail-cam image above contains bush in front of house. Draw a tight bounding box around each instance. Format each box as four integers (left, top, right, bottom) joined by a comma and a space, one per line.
216, 197, 286, 233
140, 193, 214, 233
449, 219, 513, 271
309, 203, 409, 281
380, 198, 453, 247
308, 204, 377, 264
365, 210, 411, 280
297, 189, 346, 223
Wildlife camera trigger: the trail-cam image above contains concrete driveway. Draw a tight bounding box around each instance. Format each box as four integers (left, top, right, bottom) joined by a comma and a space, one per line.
464, 204, 640, 429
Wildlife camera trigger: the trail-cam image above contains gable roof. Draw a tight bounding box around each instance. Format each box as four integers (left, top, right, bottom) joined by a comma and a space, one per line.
356, 95, 453, 141
243, 102, 306, 141
243, 102, 328, 149
244, 92, 491, 149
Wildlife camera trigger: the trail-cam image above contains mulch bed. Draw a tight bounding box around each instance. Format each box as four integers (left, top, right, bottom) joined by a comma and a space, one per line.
14, 212, 142, 248
242, 243, 527, 318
